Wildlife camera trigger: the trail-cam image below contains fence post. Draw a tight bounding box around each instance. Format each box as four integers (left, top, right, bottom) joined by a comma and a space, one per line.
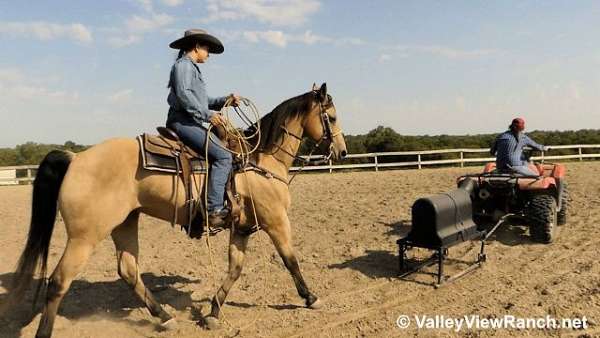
374, 154, 379, 172
579, 147, 583, 161
418, 153, 422, 169
460, 151, 464, 168
27, 168, 32, 183
329, 158, 333, 174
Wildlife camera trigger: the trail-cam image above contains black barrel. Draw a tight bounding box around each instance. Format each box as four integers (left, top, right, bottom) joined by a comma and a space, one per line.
407, 188, 479, 248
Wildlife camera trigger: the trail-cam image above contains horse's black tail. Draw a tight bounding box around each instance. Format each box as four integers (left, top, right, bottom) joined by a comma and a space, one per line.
9, 150, 73, 309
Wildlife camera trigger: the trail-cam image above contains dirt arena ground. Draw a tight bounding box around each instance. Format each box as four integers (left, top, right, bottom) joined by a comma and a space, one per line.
0, 163, 598, 338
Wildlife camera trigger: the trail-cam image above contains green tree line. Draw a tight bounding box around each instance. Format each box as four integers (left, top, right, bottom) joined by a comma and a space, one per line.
0, 141, 89, 166
1, 128, 599, 166
299, 127, 600, 164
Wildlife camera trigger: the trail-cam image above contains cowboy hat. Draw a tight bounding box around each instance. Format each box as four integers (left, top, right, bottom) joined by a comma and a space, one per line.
169, 29, 224, 54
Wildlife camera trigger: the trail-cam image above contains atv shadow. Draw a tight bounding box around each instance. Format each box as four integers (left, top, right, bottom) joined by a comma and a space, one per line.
328, 250, 398, 279
479, 216, 547, 246
384, 220, 411, 238
485, 223, 534, 246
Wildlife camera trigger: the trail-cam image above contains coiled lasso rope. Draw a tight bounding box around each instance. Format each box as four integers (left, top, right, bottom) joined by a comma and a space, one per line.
200, 97, 265, 334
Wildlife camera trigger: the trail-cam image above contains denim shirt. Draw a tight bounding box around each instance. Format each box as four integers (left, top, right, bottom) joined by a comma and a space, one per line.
166, 55, 227, 126
490, 131, 545, 169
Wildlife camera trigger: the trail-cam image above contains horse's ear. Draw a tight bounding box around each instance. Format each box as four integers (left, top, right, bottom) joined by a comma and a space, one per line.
319, 82, 327, 101
312, 83, 318, 91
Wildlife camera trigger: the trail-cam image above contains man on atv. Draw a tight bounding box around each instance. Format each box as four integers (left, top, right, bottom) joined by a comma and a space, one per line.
490, 117, 548, 176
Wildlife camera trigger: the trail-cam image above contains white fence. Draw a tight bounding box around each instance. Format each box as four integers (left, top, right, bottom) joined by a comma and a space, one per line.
1, 144, 599, 185
0, 165, 37, 185
289, 144, 600, 173
0, 169, 18, 185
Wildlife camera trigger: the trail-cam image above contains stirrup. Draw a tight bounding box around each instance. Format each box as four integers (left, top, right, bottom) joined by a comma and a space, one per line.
207, 227, 225, 236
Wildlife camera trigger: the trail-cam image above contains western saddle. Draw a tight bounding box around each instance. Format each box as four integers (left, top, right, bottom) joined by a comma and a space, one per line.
137, 127, 239, 238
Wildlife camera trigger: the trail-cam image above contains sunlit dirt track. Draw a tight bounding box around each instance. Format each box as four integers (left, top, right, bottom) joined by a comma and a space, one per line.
1, 162, 598, 337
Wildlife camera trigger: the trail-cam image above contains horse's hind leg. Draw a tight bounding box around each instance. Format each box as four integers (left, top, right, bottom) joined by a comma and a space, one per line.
36, 239, 95, 338
111, 211, 175, 329
264, 217, 321, 309
205, 230, 250, 329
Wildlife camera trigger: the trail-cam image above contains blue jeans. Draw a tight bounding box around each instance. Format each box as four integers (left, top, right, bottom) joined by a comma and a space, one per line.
509, 165, 539, 176
169, 122, 232, 212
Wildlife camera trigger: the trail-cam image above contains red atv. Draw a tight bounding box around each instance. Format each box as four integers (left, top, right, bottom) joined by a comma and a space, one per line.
457, 160, 568, 243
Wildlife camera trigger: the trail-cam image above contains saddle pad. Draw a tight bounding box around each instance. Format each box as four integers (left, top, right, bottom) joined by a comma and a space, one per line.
137, 135, 206, 174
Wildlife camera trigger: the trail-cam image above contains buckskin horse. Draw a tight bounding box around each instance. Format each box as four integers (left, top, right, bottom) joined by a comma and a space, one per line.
6, 83, 346, 337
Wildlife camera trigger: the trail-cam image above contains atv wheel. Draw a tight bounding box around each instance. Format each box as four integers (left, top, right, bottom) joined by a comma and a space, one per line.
557, 181, 569, 226
527, 194, 557, 244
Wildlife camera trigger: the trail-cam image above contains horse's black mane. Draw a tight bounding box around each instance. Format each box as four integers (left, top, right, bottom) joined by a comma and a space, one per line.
245, 91, 325, 150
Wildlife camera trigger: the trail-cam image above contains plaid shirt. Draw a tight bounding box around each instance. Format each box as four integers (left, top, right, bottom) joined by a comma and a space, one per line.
490, 131, 545, 169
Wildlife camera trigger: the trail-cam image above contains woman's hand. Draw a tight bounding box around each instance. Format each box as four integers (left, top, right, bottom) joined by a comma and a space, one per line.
229, 93, 241, 107
209, 113, 226, 127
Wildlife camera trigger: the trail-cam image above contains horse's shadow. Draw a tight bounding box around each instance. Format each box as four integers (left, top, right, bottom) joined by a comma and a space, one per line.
0, 272, 200, 338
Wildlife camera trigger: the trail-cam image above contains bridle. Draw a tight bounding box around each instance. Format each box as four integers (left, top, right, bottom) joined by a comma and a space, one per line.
247, 92, 343, 185
276, 93, 342, 166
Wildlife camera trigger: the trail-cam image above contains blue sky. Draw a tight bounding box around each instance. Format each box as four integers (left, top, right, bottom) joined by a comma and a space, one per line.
1, 0, 599, 147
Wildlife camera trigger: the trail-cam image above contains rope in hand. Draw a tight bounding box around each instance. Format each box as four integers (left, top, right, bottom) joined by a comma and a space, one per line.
207, 96, 262, 165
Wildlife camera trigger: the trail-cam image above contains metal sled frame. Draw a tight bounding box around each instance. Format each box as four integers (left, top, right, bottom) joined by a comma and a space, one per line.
397, 215, 511, 288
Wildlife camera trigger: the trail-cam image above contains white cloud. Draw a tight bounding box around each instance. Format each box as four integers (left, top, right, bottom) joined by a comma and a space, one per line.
108, 89, 134, 103
161, 0, 183, 6
389, 45, 498, 60
455, 96, 467, 112
335, 37, 365, 46
0, 67, 23, 83
294, 30, 330, 45
239, 29, 360, 48
378, 54, 392, 63
11, 85, 79, 101
126, 13, 174, 33
108, 35, 142, 47
107, 12, 173, 47
569, 83, 582, 101
0, 67, 79, 104
203, 0, 321, 26
0, 21, 93, 44
243, 30, 287, 47
135, 0, 153, 12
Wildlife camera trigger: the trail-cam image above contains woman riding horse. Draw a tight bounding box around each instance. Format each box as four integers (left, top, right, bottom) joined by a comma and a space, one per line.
167, 29, 240, 227
6, 46, 347, 337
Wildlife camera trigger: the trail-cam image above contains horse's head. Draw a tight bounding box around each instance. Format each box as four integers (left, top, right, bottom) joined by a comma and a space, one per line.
302, 83, 347, 161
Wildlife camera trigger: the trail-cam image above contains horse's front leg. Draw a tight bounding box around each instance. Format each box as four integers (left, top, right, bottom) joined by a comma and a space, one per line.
204, 230, 250, 330
264, 216, 322, 309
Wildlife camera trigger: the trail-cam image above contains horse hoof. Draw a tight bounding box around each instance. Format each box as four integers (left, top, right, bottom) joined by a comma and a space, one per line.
308, 298, 323, 310
204, 316, 220, 330
160, 318, 178, 331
